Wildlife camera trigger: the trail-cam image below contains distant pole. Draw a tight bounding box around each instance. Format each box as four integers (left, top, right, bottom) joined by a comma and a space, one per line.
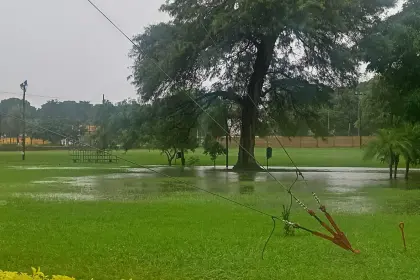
358, 94, 361, 147
102, 94, 105, 104
355, 91, 365, 149
225, 115, 229, 170
358, 99, 362, 148
266, 138, 268, 170
327, 111, 330, 133
225, 133, 229, 170
20, 80, 28, 160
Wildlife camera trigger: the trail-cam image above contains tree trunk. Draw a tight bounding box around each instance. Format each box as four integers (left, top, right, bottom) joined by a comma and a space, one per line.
180, 148, 186, 167
389, 150, 394, 179
394, 154, 399, 179
234, 36, 277, 170
405, 160, 410, 180
235, 102, 259, 169
165, 150, 175, 166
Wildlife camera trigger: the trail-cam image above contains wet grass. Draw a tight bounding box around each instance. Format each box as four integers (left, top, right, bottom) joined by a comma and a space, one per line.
1, 193, 420, 280
0, 147, 387, 168
1, 163, 420, 279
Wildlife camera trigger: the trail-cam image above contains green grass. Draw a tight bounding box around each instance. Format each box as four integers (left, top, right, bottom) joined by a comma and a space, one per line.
1, 191, 420, 280
0, 147, 387, 168
0, 150, 419, 279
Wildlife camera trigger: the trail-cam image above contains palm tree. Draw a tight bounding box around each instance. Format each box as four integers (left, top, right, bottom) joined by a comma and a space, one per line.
363, 128, 413, 179
398, 123, 420, 179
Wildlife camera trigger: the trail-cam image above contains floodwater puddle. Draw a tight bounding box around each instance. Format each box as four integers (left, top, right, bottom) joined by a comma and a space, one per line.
12, 192, 97, 201
325, 196, 375, 213
8, 165, 419, 213
9, 166, 100, 170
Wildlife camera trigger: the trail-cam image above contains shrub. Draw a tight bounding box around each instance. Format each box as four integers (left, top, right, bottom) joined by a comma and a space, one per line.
186, 156, 200, 166
0, 267, 132, 280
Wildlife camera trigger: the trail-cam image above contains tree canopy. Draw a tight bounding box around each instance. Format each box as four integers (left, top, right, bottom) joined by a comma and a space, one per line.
361, 0, 420, 123
129, 0, 397, 169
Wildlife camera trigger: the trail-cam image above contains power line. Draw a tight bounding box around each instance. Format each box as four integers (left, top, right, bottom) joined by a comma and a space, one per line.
0, 91, 104, 105
84, 0, 291, 192
199, 21, 311, 208
73, 0, 359, 257
0, 110, 290, 223
0, 90, 65, 100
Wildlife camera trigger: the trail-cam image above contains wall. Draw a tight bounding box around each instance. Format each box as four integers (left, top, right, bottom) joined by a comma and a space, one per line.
220, 136, 376, 148
0, 137, 48, 145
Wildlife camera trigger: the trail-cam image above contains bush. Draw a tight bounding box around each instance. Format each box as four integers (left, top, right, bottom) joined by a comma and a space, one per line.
0, 267, 132, 280
186, 156, 200, 166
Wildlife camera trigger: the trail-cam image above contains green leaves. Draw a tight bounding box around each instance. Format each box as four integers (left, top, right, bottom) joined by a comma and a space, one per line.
130, 0, 397, 100
129, 0, 397, 166
136, 91, 200, 159
362, 0, 420, 92
203, 134, 226, 167
363, 123, 420, 173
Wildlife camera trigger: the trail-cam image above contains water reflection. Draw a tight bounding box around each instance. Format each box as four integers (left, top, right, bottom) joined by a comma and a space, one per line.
239, 185, 254, 194
15, 165, 420, 214
30, 166, 420, 196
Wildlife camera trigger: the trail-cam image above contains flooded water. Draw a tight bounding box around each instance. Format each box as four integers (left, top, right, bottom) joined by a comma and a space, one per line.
6, 165, 420, 214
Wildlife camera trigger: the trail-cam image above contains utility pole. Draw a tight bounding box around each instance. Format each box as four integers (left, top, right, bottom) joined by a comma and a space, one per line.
355, 91, 365, 149
327, 111, 330, 134
225, 110, 229, 170
20, 80, 28, 160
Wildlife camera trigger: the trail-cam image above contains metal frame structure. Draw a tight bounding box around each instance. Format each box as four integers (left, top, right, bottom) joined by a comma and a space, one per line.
69, 147, 118, 163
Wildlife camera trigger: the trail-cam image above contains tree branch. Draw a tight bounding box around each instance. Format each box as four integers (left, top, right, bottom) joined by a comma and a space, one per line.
202, 90, 243, 104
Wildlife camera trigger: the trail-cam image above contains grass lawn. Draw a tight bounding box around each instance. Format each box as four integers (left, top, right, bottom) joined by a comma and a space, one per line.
0, 147, 387, 168
0, 150, 419, 279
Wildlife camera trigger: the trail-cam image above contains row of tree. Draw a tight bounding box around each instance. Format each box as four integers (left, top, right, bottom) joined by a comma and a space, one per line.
127, 0, 418, 169
2, 0, 420, 173
0, 81, 391, 166
361, 0, 420, 179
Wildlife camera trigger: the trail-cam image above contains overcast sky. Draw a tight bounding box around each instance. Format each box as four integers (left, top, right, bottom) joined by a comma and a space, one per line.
0, 1, 403, 108
0, 0, 167, 107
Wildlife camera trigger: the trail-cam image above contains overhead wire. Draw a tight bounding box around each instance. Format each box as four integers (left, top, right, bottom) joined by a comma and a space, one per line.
198, 21, 305, 258
84, 0, 291, 191
197, 16, 353, 257
83, 0, 326, 258
199, 20, 312, 210
0, 110, 292, 224
84, 0, 334, 257
0, 90, 104, 104
3, 0, 351, 258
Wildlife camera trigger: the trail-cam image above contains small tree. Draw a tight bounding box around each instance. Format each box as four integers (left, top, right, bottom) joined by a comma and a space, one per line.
137, 92, 200, 166
397, 123, 420, 179
203, 135, 226, 168
363, 128, 412, 179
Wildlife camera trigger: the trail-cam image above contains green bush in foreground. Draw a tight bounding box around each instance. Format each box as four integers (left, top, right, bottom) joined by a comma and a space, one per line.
0, 267, 132, 280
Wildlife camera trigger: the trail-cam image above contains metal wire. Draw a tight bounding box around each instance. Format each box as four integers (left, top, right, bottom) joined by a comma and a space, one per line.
0, 111, 291, 223
85, 0, 290, 193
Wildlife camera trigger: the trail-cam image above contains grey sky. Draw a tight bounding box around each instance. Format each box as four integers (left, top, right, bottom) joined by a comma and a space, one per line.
0, 1, 403, 108
0, 0, 167, 107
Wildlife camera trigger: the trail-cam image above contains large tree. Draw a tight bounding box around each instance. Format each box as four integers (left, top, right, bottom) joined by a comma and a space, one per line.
129, 0, 396, 169
361, 0, 420, 124
0, 98, 36, 142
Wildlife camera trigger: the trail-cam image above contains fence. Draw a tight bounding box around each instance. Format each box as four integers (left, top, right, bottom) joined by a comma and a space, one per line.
221, 136, 376, 148
0, 137, 48, 145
